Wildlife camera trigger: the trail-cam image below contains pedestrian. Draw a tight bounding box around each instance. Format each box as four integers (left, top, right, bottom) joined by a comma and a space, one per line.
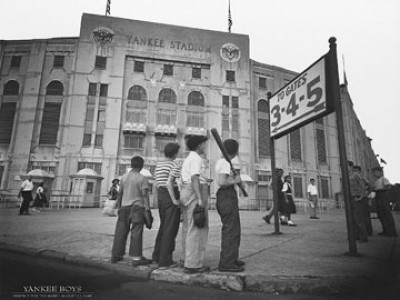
372, 166, 398, 237
180, 135, 210, 274
215, 139, 245, 272
262, 168, 284, 224
281, 175, 297, 226
307, 179, 320, 219
19, 176, 34, 215
349, 165, 369, 242
358, 167, 373, 236
110, 156, 153, 266
152, 142, 181, 269
32, 182, 47, 212
102, 179, 119, 216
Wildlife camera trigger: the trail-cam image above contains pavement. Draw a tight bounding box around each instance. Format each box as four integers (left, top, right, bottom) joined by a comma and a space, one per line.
0, 206, 399, 295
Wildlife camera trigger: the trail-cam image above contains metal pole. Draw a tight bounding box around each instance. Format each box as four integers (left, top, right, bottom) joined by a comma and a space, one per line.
268, 92, 281, 234
329, 37, 358, 256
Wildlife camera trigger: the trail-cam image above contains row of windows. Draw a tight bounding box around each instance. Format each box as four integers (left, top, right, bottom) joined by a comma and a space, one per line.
9, 55, 65, 70
2, 80, 63, 96
96, 56, 235, 82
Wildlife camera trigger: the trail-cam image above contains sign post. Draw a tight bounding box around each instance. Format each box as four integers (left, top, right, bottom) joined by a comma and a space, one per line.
268, 37, 358, 255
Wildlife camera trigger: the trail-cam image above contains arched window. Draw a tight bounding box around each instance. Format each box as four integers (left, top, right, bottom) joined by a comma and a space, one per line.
128, 85, 147, 101
3, 80, 19, 95
188, 91, 204, 106
46, 81, 64, 96
258, 99, 270, 157
158, 88, 177, 103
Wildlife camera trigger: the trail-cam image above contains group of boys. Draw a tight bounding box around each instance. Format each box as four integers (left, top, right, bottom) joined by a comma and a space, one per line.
110, 136, 245, 273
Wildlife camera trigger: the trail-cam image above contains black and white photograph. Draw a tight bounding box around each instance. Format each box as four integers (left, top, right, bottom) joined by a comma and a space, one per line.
0, 1, 399, 299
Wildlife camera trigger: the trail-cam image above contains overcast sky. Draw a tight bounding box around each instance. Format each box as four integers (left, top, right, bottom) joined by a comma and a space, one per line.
1, 0, 399, 182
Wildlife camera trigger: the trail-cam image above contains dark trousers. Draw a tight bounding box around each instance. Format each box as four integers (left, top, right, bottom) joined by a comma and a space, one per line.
351, 198, 368, 240
152, 187, 180, 266
361, 198, 373, 236
216, 186, 241, 268
111, 205, 144, 258
376, 191, 397, 236
20, 191, 32, 214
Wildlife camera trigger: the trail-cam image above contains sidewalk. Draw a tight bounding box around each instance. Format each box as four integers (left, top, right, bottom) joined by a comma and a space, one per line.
0, 207, 399, 294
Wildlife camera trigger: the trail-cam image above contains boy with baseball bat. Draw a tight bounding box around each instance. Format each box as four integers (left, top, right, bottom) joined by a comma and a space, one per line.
215, 139, 245, 272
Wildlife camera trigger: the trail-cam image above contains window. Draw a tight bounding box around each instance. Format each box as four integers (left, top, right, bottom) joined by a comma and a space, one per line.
77, 162, 102, 174
293, 176, 304, 198
290, 129, 302, 161
232, 96, 239, 109
46, 81, 63, 96
186, 111, 204, 127
188, 91, 204, 106
88, 83, 97, 96
94, 134, 103, 147
317, 128, 327, 163
0, 166, 4, 185
86, 182, 94, 193
125, 108, 145, 124
134, 61, 144, 72
95, 56, 107, 70
159, 88, 177, 103
0, 102, 16, 143
128, 85, 147, 101
10, 56, 21, 68
3, 80, 19, 95
117, 164, 130, 176
82, 134, 91, 146
157, 109, 176, 125
226, 70, 235, 82
222, 96, 229, 108
258, 100, 270, 157
163, 64, 173, 76
100, 84, 108, 97
192, 67, 201, 79
53, 56, 65, 68
257, 171, 271, 182
319, 177, 330, 199
155, 136, 176, 150
259, 77, 267, 89
222, 112, 229, 131
39, 103, 62, 145
124, 134, 144, 149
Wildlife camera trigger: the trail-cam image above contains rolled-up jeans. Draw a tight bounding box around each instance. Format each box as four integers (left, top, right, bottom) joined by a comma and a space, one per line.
111, 205, 144, 259
180, 182, 209, 269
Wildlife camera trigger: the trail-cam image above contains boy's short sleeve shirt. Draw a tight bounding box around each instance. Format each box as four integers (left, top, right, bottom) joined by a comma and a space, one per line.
181, 151, 203, 183
120, 172, 149, 207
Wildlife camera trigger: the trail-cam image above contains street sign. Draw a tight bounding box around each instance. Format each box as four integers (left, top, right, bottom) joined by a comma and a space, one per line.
269, 54, 334, 139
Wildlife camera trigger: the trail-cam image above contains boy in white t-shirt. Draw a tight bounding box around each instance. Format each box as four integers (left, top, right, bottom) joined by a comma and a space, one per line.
215, 139, 245, 272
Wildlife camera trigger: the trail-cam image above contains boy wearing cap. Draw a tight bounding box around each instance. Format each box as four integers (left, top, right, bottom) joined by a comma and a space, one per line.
215, 139, 245, 272
372, 166, 397, 237
180, 135, 210, 274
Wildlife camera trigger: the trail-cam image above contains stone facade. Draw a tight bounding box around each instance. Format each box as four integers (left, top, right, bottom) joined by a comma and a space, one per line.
0, 14, 378, 208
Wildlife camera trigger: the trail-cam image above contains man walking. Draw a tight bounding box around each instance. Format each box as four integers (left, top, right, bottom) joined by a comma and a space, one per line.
349, 165, 369, 242
307, 179, 319, 219
262, 168, 284, 224
19, 176, 33, 215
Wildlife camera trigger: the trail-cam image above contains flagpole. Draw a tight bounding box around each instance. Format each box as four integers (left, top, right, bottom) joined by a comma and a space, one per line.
105, 0, 111, 16
228, 0, 232, 33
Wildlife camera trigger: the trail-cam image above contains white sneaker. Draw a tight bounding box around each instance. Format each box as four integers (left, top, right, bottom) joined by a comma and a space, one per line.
32, 208, 40, 212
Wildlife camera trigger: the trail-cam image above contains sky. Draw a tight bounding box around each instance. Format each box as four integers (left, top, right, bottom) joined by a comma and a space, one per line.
0, 0, 399, 182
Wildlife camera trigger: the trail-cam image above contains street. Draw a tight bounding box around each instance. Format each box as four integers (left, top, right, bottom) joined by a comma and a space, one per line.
1, 249, 399, 300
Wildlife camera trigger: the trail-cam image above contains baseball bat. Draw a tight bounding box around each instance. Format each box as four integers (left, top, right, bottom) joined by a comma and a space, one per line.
210, 128, 248, 197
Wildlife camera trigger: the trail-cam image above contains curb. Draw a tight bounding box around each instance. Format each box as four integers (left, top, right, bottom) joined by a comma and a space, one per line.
0, 242, 388, 295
